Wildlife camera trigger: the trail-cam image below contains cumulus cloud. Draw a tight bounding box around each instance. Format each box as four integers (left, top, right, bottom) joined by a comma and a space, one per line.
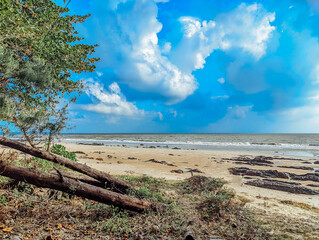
90, 1, 275, 104
172, 3, 275, 73
82, 80, 144, 117
92, 0, 196, 104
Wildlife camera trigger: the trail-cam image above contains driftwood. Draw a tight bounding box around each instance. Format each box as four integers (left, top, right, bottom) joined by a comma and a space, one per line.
0, 137, 131, 192
0, 161, 151, 212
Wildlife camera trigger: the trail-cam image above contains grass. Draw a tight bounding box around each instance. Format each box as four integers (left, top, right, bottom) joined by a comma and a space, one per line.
280, 200, 319, 214
0, 149, 317, 239
0, 174, 276, 240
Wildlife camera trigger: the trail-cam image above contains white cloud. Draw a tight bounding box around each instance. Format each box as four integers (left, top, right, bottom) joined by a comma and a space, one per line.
109, 82, 121, 94
157, 112, 163, 120
96, 71, 103, 77
211, 95, 229, 100
277, 104, 319, 132
82, 80, 144, 117
169, 109, 178, 117
228, 105, 253, 119
95, 0, 197, 104
161, 42, 172, 54
217, 78, 225, 84
92, 2, 274, 104
172, 3, 275, 72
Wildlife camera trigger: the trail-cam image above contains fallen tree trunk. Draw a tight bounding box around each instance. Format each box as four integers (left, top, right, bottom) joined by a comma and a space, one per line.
0, 137, 131, 192
48, 170, 106, 188
0, 161, 152, 212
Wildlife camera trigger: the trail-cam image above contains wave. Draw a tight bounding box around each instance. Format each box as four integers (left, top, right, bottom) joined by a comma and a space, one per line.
58, 138, 319, 150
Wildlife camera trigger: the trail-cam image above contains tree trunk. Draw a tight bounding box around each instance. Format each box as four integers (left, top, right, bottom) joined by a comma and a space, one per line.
49, 169, 106, 188
0, 161, 152, 212
46, 130, 53, 152
0, 137, 131, 192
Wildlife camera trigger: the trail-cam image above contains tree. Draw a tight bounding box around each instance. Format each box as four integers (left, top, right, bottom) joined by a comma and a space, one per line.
0, 0, 99, 146
0, 0, 147, 212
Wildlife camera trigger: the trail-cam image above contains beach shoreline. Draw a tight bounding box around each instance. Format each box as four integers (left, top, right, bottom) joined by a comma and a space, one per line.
60, 142, 319, 237
61, 142, 319, 207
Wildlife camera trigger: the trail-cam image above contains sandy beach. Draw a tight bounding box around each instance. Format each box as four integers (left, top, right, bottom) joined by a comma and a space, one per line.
61, 142, 319, 224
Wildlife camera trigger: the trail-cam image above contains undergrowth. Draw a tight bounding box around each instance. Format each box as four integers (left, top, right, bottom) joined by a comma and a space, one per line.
0, 174, 278, 240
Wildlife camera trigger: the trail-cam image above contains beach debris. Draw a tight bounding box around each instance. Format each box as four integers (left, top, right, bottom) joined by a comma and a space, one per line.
93, 151, 105, 154
151, 225, 160, 233
278, 166, 314, 171
144, 159, 177, 167
172, 147, 181, 150
185, 223, 196, 240
246, 179, 319, 195
72, 151, 85, 154
77, 142, 104, 146
307, 184, 319, 188
128, 157, 137, 160
168, 154, 174, 156
229, 167, 319, 182
0, 137, 151, 212
96, 158, 103, 161
223, 155, 274, 166
171, 169, 184, 174
301, 161, 312, 164
171, 168, 204, 174
117, 161, 123, 164
314, 161, 319, 164
0, 160, 152, 212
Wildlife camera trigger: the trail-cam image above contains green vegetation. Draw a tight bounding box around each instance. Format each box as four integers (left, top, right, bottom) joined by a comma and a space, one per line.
1, 144, 78, 172
51, 144, 78, 162
0, 0, 99, 147
0, 172, 318, 239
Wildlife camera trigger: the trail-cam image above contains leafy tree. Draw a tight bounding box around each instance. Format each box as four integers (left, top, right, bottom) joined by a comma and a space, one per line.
0, 0, 99, 148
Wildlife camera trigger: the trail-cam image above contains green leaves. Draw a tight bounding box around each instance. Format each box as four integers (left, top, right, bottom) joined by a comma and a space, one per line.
51, 144, 78, 162
0, 0, 98, 144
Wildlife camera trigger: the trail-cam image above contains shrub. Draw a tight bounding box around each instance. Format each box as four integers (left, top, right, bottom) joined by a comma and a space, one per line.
51, 144, 78, 162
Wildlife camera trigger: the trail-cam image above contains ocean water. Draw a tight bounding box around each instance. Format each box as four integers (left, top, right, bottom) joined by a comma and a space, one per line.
58, 133, 319, 157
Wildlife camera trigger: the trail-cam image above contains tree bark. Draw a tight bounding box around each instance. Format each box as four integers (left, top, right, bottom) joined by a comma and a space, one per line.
0, 137, 131, 192
0, 161, 152, 212
49, 169, 106, 188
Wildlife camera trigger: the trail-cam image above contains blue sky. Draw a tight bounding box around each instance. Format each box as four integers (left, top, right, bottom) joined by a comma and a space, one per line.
65, 0, 319, 133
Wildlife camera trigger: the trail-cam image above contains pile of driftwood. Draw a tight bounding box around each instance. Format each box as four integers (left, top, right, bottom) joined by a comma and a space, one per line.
0, 137, 151, 212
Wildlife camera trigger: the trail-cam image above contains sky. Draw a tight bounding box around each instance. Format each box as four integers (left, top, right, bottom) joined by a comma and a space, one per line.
64, 0, 319, 133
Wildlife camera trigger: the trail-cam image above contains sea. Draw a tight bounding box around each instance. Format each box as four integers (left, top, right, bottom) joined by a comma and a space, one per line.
58, 133, 319, 158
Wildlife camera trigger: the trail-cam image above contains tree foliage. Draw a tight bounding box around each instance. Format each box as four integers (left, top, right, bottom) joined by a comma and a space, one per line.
0, 0, 99, 146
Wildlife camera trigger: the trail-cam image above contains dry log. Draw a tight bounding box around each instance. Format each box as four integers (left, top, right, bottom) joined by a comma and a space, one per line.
0, 161, 151, 212
0, 137, 131, 192
49, 170, 105, 188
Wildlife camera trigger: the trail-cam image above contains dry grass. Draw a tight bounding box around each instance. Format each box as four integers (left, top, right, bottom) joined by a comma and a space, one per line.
0, 172, 317, 239
280, 200, 319, 214
0, 175, 276, 240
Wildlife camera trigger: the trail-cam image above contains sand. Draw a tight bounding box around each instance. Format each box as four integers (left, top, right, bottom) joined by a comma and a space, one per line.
4, 141, 319, 231
62, 143, 319, 205
62, 142, 319, 234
